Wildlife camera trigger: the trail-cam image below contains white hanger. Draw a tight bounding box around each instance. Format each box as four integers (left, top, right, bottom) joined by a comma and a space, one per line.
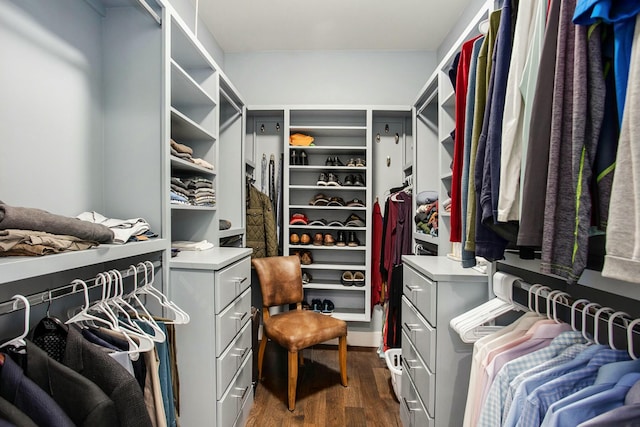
546, 291, 569, 323
108, 269, 165, 343
607, 311, 630, 350
66, 278, 141, 361
134, 261, 190, 324
593, 306, 615, 346
581, 302, 602, 342
532, 285, 551, 316
626, 318, 640, 360
570, 299, 590, 331
0, 295, 30, 349
450, 272, 522, 343
124, 265, 166, 342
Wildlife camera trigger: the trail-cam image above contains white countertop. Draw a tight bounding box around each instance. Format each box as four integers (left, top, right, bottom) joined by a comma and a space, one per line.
170, 247, 252, 270
402, 255, 488, 282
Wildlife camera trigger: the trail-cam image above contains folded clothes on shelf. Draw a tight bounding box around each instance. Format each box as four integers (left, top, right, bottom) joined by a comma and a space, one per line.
171, 240, 214, 251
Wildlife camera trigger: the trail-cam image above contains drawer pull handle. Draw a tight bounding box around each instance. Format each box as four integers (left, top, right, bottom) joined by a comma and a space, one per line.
404, 284, 422, 293
403, 397, 421, 413
234, 277, 248, 285
404, 359, 420, 371
232, 385, 249, 400
231, 311, 248, 321
233, 347, 249, 358
403, 322, 422, 332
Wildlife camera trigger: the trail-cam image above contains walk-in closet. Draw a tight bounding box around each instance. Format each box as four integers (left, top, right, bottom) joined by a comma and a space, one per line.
3, 0, 640, 426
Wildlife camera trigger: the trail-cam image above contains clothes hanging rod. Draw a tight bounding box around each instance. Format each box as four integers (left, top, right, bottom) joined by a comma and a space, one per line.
0, 260, 161, 316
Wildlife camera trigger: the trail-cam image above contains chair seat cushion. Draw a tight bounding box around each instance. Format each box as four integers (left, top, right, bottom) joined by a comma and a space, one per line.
264, 310, 347, 352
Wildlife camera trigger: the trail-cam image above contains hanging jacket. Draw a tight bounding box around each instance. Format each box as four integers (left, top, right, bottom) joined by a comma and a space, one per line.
246, 184, 278, 258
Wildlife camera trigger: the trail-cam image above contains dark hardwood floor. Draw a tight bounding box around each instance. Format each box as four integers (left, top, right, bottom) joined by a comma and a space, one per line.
245, 343, 402, 427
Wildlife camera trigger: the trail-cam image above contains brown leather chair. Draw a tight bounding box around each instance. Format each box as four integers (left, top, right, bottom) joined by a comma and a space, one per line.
251, 255, 348, 411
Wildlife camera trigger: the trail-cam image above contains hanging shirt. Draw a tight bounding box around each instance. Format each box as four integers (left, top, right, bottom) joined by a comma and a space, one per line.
578, 379, 640, 426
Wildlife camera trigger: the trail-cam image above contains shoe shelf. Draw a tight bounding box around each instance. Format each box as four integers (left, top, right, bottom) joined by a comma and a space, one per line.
285, 107, 371, 322
290, 245, 366, 251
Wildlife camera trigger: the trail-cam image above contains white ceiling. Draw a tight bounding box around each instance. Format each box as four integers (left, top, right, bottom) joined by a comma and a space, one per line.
194, 0, 473, 53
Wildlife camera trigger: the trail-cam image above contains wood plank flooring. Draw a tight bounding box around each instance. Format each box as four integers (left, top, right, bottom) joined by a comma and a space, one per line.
245, 343, 402, 427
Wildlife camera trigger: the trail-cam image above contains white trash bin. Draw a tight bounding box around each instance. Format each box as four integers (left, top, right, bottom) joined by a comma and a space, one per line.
384, 348, 402, 401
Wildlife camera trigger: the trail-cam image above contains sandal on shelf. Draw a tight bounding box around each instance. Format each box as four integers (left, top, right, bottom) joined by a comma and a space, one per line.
346, 158, 356, 167
341, 271, 354, 286
355, 158, 366, 167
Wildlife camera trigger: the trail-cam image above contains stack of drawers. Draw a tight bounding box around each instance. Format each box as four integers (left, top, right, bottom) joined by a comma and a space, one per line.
170, 248, 254, 427
400, 256, 487, 427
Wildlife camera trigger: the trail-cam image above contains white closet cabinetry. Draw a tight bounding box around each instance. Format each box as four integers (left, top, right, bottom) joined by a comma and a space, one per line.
285, 108, 372, 322
168, 14, 219, 246
412, 2, 491, 259
169, 247, 253, 427
401, 256, 487, 427
0, 0, 169, 290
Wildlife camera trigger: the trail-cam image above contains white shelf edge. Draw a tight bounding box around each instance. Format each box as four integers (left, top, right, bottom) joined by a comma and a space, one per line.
170, 156, 216, 175
289, 205, 366, 211
170, 204, 217, 211
294, 263, 366, 270
290, 245, 366, 251
170, 60, 216, 107
0, 239, 168, 285
170, 107, 216, 141
413, 232, 438, 244
287, 145, 367, 151
219, 227, 245, 238
289, 225, 366, 231
289, 185, 367, 191
303, 283, 367, 291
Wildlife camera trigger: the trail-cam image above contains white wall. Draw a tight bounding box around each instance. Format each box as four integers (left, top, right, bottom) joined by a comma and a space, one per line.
224, 50, 437, 106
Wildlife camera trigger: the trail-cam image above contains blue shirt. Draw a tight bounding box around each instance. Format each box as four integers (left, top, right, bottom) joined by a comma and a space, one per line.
547, 372, 640, 426
514, 348, 630, 427
541, 358, 640, 426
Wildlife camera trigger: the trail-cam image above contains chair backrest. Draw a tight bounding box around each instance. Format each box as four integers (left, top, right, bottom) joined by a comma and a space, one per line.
251, 256, 304, 308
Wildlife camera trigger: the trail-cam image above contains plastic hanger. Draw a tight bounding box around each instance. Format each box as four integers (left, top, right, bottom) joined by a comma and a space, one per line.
627, 318, 640, 360
607, 311, 630, 350
581, 302, 602, 342
593, 307, 615, 346
0, 295, 30, 350
66, 278, 141, 360
570, 299, 590, 332
546, 291, 569, 323
124, 265, 166, 342
108, 269, 165, 343
134, 261, 189, 324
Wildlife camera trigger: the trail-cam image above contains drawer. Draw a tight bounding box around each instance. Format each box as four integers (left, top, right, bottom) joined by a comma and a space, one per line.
217, 352, 252, 427
402, 296, 436, 372
403, 264, 437, 327
400, 368, 434, 427
233, 383, 254, 427
215, 256, 251, 314
216, 320, 252, 399
216, 288, 252, 357
401, 330, 435, 417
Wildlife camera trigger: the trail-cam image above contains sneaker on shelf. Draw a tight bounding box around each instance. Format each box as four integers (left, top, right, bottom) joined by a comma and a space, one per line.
344, 174, 355, 186
302, 271, 313, 284
311, 299, 323, 312
334, 156, 345, 166
353, 173, 365, 187
341, 271, 354, 286
321, 299, 335, 315
353, 272, 365, 287
326, 173, 342, 186
316, 172, 328, 186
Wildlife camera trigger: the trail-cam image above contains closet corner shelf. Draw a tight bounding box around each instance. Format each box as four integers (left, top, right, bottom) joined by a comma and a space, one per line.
170, 156, 216, 175
219, 227, 245, 238
0, 238, 169, 285
170, 108, 217, 141
440, 88, 455, 109
170, 60, 217, 107
170, 204, 217, 211
413, 232, 438, 245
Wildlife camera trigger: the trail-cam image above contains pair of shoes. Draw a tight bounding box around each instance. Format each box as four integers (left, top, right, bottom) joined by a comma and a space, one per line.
290, 150, 309, 165
336, 231, 346, 246
318, 173, 341, 186
302, 271, 313, 284
325, 156, 345, 166
323, 233, 335, 246
311, 299, 322, 312
346, 158, 366, 167
343, 174, 365, 187
321, 299, 334, 315
347, 231, 360, 247
342, 271, 365, 287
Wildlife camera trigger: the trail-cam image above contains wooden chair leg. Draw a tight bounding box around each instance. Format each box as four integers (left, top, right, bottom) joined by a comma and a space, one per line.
339, 335, 348, 386
257, 337, 268, 380
288, 351, 298, 411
